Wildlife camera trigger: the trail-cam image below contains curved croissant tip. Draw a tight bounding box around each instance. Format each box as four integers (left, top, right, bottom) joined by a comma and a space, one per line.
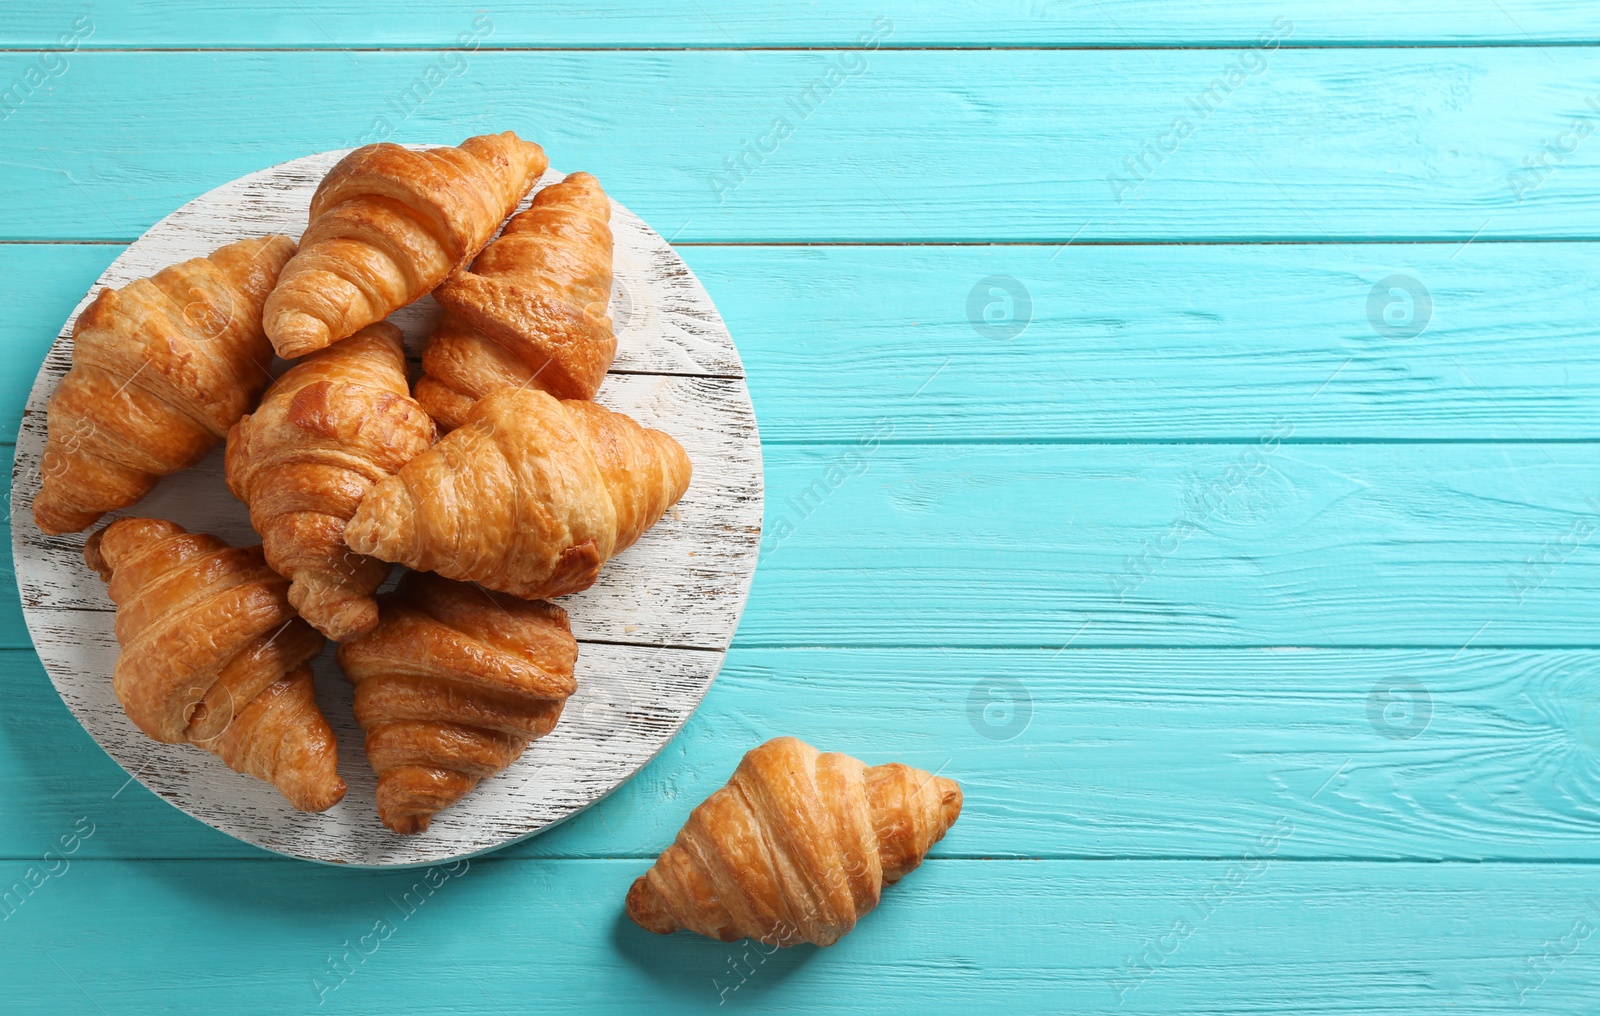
269, 310, 332, 359
624, 875, 677, 935
290, 581, 380, 643
381, 810, 432, 835
82, 525, 112, 580
290, 773, 348, 814
935, 777, 964, 831
34, 477, 102, 535
342, 508, 385, 559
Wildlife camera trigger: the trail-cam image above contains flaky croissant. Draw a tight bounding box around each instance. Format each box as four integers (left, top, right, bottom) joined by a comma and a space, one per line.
625, 737, 962, 946
335, 572, 578, 833
344, 386, 691, 600
415, 171, 616, 429
34, 235, 295, 535
84, 518, 345, 812
225, 322, 435, 642
263, 131, 549, 358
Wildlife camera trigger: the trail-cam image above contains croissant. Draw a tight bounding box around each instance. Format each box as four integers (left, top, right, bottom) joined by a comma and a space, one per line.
344, 386, 691, 600
415, 172, 616, 429
625, 737, 962, 946
83, 518, 345, 812
33, 235, 296, 535
263, 131, 549, 359
335, 572, 578, 833
224, 322, 435, 642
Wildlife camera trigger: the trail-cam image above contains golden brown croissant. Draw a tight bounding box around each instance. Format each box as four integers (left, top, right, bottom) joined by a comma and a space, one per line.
263, 131, 549, 359
33, 235, 296, 535
415, 172, 616, 428
344, 386, 691, 600
625, 737, 962, 946
225, 322, 435, 642
83, 518, 345, 812
335, 571, 578, 833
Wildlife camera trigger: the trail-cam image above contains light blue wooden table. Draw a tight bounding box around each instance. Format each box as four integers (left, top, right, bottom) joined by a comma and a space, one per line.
5, 3, 1600, 1012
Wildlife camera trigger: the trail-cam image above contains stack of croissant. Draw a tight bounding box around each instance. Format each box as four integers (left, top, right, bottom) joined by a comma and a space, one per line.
36, 132, 960, 946
39, 132, 689, 833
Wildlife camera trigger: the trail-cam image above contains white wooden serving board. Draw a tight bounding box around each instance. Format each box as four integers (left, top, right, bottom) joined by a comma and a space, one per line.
8, 149, 763, 867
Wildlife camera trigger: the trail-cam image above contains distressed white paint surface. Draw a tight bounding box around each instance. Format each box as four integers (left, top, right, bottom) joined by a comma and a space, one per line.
8, 149, 763, 866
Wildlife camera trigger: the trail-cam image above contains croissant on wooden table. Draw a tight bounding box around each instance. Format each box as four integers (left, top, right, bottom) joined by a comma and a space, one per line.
33, 235, 296, 535
416, 171, 617, 429
84, 518, 345, 812
263, 131, 548, 359
344, 386, 691, 600
625, 737, 961, 946
336, 571, 579, 833
225, 322, 435, 642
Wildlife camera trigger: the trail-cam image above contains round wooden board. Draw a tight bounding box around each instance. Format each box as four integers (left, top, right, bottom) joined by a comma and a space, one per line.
8, 148, 763, 867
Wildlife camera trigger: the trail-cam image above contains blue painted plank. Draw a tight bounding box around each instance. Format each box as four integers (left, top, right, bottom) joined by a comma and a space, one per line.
741, 442, 1600, 648
3, 3, 1599, 48
694, 242, 1600, 442
15, 241, 1600, 445
1, 858, 1596, 1014
6, 646, 1599, 863
3, 49, 1600, 241
0, 244, 116, 444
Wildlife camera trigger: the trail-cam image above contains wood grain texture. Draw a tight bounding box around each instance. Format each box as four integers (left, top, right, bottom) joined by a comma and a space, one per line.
17, 240, 1600, 444
6, 150, 762, 864
2, 858, 1599, 1015
5, 49, 1600, 242
743, 442, 1600, 648
697, 242, 1600, 442
5, 646, 1599, 863
4, 2, 1599, 47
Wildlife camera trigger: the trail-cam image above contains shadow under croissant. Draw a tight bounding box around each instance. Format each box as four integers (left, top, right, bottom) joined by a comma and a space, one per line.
609, 906, 822, 1002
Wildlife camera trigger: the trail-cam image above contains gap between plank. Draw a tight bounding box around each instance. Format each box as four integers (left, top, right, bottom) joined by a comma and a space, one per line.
1, 42, 1598, 53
